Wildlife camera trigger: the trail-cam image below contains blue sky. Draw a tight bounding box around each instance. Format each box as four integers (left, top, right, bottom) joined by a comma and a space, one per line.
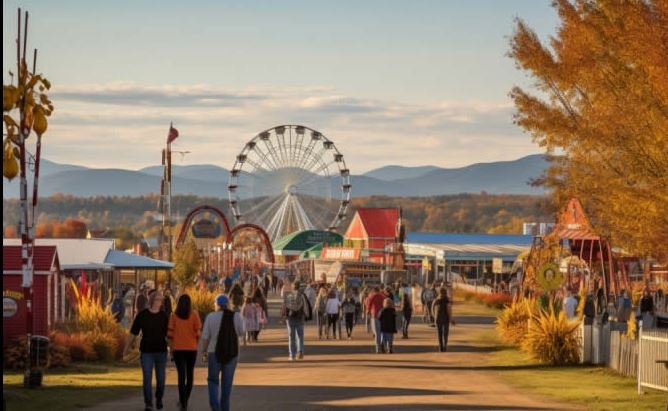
2, 0, 559, 171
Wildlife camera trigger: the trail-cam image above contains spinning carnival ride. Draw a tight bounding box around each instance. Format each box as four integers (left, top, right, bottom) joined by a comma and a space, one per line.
228, 125, 351, 242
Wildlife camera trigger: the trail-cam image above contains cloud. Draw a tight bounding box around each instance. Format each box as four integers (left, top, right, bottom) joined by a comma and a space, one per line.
40, 82, 540, 171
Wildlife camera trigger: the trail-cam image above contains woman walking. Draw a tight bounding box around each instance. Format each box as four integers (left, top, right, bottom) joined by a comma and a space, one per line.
325, 289, 341, 339
432, 287, 456, 352
378, 298, 398, 353
167, 294, 202, 411
401, 291, 413, 339
315, 287, 329, 339
241, 297, 260, 345
124, 290, 169, 411
342, 295, 357, 339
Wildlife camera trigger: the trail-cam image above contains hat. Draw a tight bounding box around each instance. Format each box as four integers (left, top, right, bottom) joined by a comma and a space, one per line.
216, 294, 229, 307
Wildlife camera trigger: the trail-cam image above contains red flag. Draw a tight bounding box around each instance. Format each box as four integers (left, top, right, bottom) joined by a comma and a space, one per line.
167, 123, 179, 144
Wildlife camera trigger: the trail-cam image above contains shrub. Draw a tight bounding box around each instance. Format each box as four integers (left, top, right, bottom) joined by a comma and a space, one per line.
60, 332, 97, 362
521, 305, 581, 365
67, 279, 121, 335
89, 332, 118, 363
483, 292, 513, 309
48, 342, 72, 368
496, 298, 533, 345
185, 286, 217, 319
3, 336, 27, 370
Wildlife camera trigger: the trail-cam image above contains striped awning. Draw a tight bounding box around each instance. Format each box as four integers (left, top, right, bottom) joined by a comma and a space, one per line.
552, 227, 600, 241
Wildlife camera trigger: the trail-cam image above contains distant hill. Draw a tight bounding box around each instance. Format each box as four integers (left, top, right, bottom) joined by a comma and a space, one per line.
363, 165, 440, 181
2, 154, 548, 198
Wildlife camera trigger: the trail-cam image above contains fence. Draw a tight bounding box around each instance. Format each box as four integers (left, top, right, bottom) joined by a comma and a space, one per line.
581, 321, 667, 393
453, 282, 493, 295
638, 327, 668, 393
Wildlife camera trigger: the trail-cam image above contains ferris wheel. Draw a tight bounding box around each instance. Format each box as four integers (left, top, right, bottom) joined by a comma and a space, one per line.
228, 125, 351, 242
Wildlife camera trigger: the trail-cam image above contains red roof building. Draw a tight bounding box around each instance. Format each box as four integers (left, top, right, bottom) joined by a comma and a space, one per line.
3, 245, 62, 344
344, 208, 400, 263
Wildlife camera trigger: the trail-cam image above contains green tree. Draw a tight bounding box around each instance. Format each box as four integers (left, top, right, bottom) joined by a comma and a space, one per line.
510, 0, 668, 262
173, 240, 201, 287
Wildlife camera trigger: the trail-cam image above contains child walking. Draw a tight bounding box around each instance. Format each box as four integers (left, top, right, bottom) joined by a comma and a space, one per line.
378, 298, 398, 353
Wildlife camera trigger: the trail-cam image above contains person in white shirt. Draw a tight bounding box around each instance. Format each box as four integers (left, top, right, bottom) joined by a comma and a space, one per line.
562, 288, 578, 319
200, 294, 244, 411
325, 290, 341, 339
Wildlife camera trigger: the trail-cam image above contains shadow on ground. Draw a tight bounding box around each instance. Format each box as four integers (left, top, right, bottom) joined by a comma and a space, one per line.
224, 385, 553, 410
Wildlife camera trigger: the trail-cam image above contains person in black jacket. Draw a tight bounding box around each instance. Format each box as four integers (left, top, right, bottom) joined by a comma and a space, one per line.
401, 292, 413, 339
378, 298, 398, 354
432, 288, 456, 352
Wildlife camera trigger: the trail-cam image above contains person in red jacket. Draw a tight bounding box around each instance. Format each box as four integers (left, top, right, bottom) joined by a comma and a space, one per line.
364, 286, 386, 353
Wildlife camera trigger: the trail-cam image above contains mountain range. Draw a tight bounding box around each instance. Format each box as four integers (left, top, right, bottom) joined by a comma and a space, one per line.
2, 154, 548, 198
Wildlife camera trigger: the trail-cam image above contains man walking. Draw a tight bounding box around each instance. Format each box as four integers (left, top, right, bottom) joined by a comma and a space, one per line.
200, 294, 244, 411
364, 286, 386, 353
282, 281, 311, 360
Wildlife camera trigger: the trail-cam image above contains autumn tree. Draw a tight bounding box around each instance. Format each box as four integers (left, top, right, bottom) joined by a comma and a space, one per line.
173, 239, 202, 286
510, 0, 668, 262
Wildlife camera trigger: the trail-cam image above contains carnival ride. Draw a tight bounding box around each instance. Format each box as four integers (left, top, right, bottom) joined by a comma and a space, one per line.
228, 125, 351, 242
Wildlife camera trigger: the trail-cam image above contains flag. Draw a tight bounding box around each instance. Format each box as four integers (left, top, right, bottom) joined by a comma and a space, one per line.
167, 123, 179, 144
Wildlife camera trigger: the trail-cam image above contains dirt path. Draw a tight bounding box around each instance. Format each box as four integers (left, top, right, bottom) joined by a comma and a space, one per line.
90, 297, 574, 411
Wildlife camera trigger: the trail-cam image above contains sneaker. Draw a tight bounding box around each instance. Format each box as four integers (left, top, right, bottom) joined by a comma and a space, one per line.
289, 356, 295, 361
297, 352, 304, 360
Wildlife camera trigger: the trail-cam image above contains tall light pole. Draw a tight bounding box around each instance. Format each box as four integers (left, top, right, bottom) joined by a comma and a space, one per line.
159, 123, 186, 263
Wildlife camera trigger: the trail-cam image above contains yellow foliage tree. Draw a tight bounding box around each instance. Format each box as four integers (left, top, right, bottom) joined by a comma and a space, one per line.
510, 0, 668, 262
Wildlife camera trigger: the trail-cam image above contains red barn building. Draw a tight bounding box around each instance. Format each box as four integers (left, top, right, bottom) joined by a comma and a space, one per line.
344, 208, 400, 263
3, 245, 62, 344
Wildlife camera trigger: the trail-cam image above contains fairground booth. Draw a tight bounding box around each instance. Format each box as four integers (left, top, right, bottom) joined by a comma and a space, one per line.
3, 238, 173, 320
3, 246, 62, 345
404, 232, 532, 286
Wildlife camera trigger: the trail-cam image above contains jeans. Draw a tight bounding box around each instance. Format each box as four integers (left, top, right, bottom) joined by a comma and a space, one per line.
402, 312, 412, 337
207, 354, 238, 411
372, 318, 382, 349
437, 321, 450, 351
317, 313, 327, 338
327, 313, 339, 338
139, 352, 167, 407
425, 301, 434, 323
173, 350, 197, 407
287, 318, 305, 358
381, 332, 394, 352
344, 313, 355, 337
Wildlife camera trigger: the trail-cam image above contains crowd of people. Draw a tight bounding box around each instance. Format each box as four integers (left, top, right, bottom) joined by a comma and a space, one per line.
121, 275, 456, 411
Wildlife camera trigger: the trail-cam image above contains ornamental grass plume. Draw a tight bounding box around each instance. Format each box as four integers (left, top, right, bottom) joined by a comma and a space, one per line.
521, 304, 581, 365
496, 297, 533, 345
184, 286, 217, 319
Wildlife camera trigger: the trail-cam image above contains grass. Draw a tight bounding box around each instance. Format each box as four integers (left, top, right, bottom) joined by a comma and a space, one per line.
472, 327, 667, 410
453, 294, 503, 317
2, 362, 141, 411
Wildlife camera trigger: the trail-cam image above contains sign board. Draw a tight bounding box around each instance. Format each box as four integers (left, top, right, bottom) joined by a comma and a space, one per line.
3, 297, 18, 318
321, 247, 360, 261
537, 262, 564, 291
492, 258, 503, 274
422, 257, 430, 270
192, 218, 223, 239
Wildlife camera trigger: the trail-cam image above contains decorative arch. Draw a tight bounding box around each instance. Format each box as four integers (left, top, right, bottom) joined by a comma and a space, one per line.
175, 205, 232, 248
229, 223, 275, 264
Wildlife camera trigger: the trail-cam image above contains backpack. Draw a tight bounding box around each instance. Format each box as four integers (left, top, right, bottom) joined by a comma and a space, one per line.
285, 291, 305, 320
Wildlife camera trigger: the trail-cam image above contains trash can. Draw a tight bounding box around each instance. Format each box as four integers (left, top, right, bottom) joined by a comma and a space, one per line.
24, 335, 49, 388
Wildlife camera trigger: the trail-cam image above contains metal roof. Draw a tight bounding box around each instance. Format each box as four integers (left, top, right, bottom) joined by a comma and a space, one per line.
3, 238, 114, 270
104, 250, 174, 269
3, 238, 172, 270
273, 230, 343, 256
407, 232, 533, 246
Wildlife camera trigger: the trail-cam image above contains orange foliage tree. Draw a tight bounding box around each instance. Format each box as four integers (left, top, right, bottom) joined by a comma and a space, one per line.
510, 0, 668, 262
36, 218, 88, 238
